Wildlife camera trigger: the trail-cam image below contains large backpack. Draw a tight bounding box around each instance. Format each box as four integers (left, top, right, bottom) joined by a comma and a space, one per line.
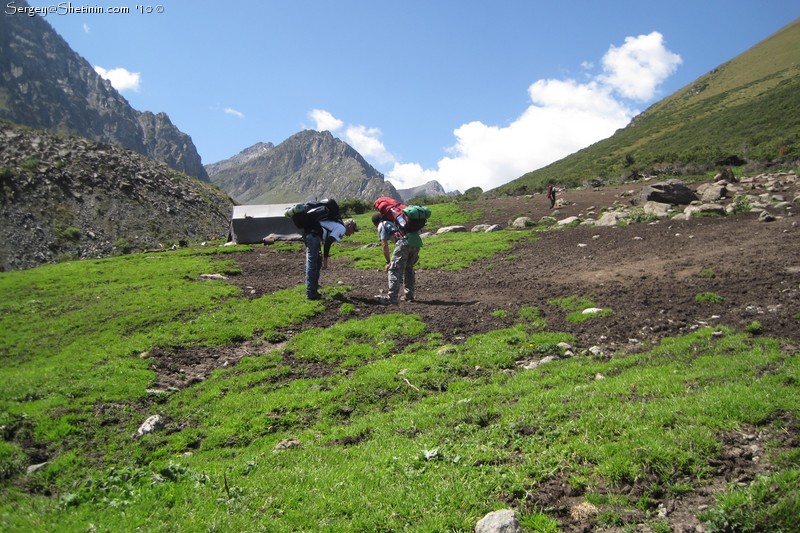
373, 196, 430, 234
402, 205, 431, 233
286, 198, 342, 232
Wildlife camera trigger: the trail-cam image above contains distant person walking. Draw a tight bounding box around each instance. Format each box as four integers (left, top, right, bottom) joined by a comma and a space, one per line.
372, 213, 421, 304
547, 183, 556, 209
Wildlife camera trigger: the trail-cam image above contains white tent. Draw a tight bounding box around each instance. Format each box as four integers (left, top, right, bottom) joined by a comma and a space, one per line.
228, 204, 300, 244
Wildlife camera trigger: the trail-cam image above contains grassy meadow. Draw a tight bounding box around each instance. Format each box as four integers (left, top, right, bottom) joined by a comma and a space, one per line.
1, 203, 799, 532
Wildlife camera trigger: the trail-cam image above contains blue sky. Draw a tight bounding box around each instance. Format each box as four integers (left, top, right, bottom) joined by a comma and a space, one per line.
29, 1, 800, 193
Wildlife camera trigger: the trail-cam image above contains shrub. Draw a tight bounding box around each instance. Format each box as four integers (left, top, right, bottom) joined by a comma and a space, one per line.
59, 226, 81, 241
695, 292, 725, 304
21, 158, 39, 173
745, 321, 763, 335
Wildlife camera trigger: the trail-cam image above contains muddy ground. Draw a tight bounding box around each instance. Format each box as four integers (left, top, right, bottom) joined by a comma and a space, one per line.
157, 180, 800, 532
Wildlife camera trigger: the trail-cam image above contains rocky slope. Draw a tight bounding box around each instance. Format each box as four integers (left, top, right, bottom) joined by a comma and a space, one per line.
0, 1, 209, 181
0, 122, 232, 272
206, 131, 400, 204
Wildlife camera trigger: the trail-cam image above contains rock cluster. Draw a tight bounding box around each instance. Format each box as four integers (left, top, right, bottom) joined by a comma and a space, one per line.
0, 122, 233, 271
540, 172, 798, 228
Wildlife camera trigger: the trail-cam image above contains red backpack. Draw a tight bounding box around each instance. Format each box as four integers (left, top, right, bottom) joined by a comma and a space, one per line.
373, 196, 409, 231
374, 197, 431, 234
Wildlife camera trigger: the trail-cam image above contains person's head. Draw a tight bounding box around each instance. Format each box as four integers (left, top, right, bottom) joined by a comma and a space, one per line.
371, 212, 382, 227
344, 219, 358, 236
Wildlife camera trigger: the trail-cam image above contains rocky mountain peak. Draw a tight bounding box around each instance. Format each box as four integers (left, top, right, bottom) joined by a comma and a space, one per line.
206, 130, 400, 204
0, 1, 209, 181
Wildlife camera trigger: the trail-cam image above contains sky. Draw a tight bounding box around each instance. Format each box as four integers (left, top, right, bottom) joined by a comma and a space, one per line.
27, 1, 800, 193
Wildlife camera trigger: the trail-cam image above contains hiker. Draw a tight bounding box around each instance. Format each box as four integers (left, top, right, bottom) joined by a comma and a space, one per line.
547, 183, 556, 209
371, 212, 421, 304
304, 217, 358, 300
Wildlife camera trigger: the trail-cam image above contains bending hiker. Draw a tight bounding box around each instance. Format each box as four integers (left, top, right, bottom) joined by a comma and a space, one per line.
547, 183, 556, 209
371, 212, 421, 304
304, 218, 358, 300
286, 199, 358, 300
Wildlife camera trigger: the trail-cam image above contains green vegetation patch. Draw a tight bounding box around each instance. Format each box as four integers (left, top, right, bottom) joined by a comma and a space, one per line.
549, 295, 613, 323
695, 291, 725, 304
340, 229, 531, 271
2, 245, 799, 531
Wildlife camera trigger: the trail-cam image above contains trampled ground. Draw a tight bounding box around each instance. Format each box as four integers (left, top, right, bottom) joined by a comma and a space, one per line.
162, 182, 800, 531
230, 185, 800, 353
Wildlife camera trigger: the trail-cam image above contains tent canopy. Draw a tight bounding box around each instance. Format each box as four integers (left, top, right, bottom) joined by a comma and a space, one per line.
229, 204, 300, 244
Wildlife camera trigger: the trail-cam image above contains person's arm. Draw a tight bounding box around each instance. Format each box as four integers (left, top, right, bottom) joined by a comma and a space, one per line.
381, 239, 391, 270
322, 237, 334, 269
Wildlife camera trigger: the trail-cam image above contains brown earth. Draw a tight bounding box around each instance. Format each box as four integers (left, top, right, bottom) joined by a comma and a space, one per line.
154, 181, 800, 532
227, 184, 800, 352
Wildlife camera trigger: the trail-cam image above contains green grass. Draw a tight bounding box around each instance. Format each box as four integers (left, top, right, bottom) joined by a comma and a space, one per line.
549, 295, 613, 323
495, 20, 800, 194
1, 245, 799, 531
338, 222, 532, 271
695, 291, 725, 304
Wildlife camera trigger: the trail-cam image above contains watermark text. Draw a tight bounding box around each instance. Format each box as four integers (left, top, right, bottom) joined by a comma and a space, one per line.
5, 2, 165, 16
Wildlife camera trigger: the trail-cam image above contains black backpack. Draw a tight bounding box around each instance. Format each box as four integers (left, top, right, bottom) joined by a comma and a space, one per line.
287, 198, 342, 232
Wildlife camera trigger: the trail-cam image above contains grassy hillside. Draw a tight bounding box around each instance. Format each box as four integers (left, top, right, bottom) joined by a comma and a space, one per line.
493, 18, 800, 196
1, 202, 799, 532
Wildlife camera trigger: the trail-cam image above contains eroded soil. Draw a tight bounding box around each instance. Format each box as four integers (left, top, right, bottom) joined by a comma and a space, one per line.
152, 182, 800, 531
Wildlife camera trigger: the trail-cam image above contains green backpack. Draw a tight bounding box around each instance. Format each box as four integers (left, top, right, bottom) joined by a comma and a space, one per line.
402, 205, 431, 233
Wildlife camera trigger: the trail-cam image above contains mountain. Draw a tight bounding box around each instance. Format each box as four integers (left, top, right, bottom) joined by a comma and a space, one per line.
0, 121, 232, 271
396, 180, 459, 202
0, 1, 209, 181
206, 130, 400, 204
205, 142, 275, 177
493, 18, 800, 196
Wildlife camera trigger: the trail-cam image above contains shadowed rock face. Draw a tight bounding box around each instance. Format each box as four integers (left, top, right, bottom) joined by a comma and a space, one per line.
0, 2, 209, 181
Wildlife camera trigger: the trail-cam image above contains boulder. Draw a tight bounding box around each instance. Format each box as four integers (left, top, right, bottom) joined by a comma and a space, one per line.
475, 509, 521, 533
636, 179, 698, 205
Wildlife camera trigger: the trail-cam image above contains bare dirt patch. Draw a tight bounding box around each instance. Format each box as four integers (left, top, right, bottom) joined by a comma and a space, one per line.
154, 180, 800, 531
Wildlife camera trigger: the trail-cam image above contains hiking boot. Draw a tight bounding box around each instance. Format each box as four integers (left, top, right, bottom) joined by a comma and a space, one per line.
403, 292, 414, 302
374, 295, 397, 305
307, 292, 322, 301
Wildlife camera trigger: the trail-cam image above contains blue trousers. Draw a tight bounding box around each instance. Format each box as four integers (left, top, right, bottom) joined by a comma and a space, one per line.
304, 232, 322, 299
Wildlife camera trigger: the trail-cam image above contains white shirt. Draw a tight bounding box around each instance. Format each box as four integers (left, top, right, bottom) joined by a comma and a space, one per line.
320, 220, 346, 242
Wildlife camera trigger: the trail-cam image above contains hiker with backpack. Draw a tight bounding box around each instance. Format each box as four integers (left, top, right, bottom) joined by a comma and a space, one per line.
371, 197, 430, 305
285, 199, 358, 300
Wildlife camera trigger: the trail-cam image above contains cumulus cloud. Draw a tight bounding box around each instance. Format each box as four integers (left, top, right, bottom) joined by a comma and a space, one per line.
309, 111, 395, 166
344, 125, 395, 166
94, 66, 141, 92
310, 32, 681, 193
309, 109, 343, 132
224, 107, 245, 119
384, 31, 681, 192
598, 32, 682, 100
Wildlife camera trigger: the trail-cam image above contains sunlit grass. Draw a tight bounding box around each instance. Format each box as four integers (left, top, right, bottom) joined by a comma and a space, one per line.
1, 245, 799, 532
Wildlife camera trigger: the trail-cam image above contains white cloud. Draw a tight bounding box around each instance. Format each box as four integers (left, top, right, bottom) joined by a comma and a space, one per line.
309, 109, 343, 132
83, 23, 90, 33
344, 125, 395, 166
598, 32, 682, 101
94, 66, 141, 92
308, 33, 681, 193
384, 32, 681, 192
224, 107, 245, 119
